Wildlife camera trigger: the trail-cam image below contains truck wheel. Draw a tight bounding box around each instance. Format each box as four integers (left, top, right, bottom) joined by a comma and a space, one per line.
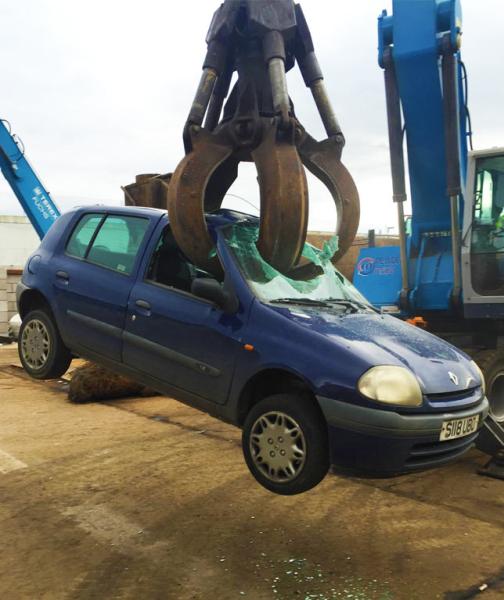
473, 350, 504, 455
19, 309, 72, 380
242, 393, 329, 495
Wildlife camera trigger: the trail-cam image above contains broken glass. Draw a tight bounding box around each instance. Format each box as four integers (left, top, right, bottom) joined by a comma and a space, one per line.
223, 223, 372, 310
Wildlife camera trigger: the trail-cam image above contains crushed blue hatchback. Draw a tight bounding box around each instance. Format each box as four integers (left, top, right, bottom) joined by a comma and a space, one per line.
17, 206, 489, 494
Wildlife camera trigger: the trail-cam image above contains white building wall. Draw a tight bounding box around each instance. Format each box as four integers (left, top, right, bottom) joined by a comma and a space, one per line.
0, 216, 39, 266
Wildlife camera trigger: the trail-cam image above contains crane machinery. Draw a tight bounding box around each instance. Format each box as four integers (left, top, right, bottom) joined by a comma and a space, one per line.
0, 119, 59, 239
352, 0, 504, 461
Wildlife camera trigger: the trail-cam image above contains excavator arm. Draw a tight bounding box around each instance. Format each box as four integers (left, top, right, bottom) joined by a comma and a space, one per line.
0, 119, 59, 239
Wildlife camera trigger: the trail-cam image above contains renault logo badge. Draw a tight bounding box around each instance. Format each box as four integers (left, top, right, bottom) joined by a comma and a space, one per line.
449, 372, 459, 385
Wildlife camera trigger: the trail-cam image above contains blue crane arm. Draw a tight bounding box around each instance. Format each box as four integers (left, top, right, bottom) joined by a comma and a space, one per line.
378, 0, 468, 248
0, 119, 60, 239
354, 0, 471, 313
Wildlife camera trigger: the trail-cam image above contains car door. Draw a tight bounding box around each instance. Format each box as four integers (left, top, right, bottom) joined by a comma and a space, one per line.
52, 211, 154, 362
122, 222, 247, 404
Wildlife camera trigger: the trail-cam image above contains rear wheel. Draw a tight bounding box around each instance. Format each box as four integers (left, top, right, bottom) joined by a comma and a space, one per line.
472, 350, 504, 455
242, 393, 329, 495
19, 309, 72, 379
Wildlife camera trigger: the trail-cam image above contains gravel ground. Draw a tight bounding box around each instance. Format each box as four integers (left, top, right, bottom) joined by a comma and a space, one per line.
1, 344, 503, 600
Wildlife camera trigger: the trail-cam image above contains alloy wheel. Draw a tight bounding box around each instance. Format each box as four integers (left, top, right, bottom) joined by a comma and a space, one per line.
21, 319, 50, 370
249, 411, 306, 483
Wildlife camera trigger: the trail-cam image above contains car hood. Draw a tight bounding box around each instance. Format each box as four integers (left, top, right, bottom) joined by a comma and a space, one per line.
271, 306, 479, 395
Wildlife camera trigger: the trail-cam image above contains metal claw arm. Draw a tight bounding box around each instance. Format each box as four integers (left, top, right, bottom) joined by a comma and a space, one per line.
166, 0, 360, 276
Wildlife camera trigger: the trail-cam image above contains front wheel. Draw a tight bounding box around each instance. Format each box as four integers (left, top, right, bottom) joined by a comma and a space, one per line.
242, 393, 330, 495
19, 309, 72, 380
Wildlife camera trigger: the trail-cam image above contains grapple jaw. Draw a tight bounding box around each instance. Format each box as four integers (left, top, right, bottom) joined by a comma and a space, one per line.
166, 0, 360, 276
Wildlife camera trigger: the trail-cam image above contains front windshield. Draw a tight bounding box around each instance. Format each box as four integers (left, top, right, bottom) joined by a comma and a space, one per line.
223, 222, 371, 307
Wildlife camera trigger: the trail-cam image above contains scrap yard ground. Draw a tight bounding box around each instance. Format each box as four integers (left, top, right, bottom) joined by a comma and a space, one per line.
1, 344, 504, 600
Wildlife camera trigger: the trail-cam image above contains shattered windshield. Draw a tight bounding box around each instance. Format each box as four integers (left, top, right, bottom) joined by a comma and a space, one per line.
223, 223, 372, 309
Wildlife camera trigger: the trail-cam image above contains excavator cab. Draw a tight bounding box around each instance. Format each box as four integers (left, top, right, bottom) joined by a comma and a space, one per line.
463, 149, 504, 315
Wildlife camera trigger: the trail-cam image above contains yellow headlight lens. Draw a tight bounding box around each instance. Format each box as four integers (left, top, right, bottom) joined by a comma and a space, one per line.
358, 366, 423, 407
470, 360, 486, 395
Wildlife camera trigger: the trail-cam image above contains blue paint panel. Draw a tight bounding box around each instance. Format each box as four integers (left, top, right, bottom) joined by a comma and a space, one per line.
409, 237, 454, 310
0, 120, 60, 239
395, 1, 449, 246
353, 247, 402, 308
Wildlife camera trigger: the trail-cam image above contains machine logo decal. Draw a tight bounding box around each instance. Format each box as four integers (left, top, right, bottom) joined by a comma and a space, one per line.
356, 257, 376, 276
357, 256, 400, 277
449, 372, 459, 386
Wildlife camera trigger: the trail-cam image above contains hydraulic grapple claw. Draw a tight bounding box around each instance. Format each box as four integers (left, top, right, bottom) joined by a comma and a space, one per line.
167, 0, 360, 275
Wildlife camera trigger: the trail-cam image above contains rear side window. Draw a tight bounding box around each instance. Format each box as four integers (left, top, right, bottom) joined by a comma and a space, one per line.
86, 215, 149, 275
66, 214, 103, 259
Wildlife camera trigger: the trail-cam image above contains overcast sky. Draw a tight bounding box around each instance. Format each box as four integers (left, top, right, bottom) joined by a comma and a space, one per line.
0, 0, 502, 234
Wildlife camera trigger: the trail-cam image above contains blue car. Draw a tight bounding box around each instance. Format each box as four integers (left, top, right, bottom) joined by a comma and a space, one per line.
17, 206, 489, 494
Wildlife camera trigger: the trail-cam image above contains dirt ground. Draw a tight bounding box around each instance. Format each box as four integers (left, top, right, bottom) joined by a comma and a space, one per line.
1, 345, 504, 600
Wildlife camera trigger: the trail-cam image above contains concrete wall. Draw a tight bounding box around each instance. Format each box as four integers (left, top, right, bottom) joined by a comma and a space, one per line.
0, 268, 22, 335
0, 216, 39, 266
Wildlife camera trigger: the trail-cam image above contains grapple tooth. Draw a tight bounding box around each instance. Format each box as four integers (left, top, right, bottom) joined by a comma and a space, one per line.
167, 128, 235, 274
168, 120, 310, 277
298, 133, 360, 263
253, 123, 309, 273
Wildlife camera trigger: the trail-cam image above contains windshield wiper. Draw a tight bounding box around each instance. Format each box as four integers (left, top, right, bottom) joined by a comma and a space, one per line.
270, 297, 377, 313
325, 299, 378, 313
270, 298, 333, 307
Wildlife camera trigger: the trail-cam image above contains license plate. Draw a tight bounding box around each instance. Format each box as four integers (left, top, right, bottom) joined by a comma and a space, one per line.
439, 415, 480, 441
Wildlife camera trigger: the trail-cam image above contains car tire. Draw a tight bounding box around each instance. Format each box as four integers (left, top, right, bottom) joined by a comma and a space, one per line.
242, 393, 330, 495
473, 350, 504, 455
18, 309, 72, 380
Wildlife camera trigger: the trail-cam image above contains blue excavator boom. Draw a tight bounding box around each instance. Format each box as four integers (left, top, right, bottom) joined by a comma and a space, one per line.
0, 119, 59, 239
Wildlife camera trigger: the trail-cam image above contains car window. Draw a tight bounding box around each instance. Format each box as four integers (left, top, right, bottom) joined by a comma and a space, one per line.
66, 214, 103, 259
86, 215, 150, 275
146, 225, 217, 293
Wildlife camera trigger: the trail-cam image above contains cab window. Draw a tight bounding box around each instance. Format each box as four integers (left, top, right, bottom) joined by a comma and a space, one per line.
66, 213, 103, 259
471, 154, 504, 295
86, 215, 150, 275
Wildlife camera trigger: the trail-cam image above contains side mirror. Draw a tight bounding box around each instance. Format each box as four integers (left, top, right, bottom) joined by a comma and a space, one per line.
191, 278, 238, 313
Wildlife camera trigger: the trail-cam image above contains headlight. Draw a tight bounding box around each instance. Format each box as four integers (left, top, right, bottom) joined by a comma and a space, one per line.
470, 360, 486, 395
358, 366, 423, 407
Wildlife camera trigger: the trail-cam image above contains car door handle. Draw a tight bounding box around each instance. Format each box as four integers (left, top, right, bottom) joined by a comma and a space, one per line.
56, 270, 69, 281
135, 300, 151, 310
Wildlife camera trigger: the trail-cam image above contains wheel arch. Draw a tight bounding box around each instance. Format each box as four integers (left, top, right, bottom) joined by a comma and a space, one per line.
18, 288, 53, 320
236, 367, 321, 426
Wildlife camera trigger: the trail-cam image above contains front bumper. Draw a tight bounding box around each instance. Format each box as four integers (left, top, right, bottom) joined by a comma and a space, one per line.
317, 395, 489, 475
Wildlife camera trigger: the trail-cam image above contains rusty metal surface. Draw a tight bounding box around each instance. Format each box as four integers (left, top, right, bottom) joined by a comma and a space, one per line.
298, 132, 360, 262
124, 174, 172, 209
253, 122, 308, 272
168, 127, 234, 273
